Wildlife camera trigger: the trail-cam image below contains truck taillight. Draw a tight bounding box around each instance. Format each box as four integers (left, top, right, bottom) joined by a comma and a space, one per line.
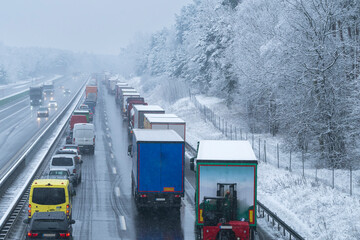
174, 195, 181, 198
73, 138, 75, 143
140, 194, 147, 198
28, 204, 31, 216
249, 209, 254, 224
59, 232, 71, 238
93, 137, 95, 144
27, 232, 39, 237
73, 169, 76, 173
66, 205, 70, 216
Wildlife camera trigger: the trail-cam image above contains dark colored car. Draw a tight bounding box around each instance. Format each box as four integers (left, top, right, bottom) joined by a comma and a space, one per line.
37, 106, 49, 118
23, 212, 75, 239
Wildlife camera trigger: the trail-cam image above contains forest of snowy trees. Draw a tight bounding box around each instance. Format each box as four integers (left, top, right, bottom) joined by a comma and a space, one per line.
119, 0, 360, 168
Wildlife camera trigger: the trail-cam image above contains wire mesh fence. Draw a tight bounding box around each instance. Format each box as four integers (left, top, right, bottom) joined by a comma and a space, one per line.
190, 93, 359, 197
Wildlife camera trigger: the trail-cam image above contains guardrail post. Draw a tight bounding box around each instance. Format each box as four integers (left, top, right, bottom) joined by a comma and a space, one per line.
277, 143, 279, 168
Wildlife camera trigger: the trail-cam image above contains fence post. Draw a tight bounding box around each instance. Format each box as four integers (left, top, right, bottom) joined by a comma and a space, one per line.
277, 143, 279, 168
240, 129, 242, 140
246, 132, 248, 140
315, 167, 318, 182
302, 151, 305, 177
332, 167, 335, 189
350, 166, 352, 196
225, 122, 228, 137
230, 125, 233, 140
252, 134, 254, 149
258, 138, 261, 160
264, 140, 267, 163
289, 150, 292, 172
235, 127, 237, 140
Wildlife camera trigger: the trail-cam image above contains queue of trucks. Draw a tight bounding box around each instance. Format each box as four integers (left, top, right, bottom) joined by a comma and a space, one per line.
105, 75, 258, 239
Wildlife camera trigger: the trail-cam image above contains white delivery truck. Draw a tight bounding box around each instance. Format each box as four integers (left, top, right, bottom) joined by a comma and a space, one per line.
73, 123, 95, 154
144, 114, 186, 141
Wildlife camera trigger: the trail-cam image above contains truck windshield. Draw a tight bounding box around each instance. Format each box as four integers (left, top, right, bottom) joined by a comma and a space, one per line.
32, 188, 66, 205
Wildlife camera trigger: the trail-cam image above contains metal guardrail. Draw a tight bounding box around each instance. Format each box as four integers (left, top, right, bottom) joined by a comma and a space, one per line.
185, 143, 305, 240
257, 201, 305, 240
0, 77, 88, 239
0, 89, 29, 107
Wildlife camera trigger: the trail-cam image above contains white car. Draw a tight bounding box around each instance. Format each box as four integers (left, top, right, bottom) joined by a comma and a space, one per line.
50, 154, 82, 185
48, 100, 58, 108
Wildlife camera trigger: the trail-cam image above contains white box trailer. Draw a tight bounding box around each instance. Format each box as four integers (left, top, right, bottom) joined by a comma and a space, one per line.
121, 92, 140, 114
144, 114, 186, 140
133, 105, 165, 129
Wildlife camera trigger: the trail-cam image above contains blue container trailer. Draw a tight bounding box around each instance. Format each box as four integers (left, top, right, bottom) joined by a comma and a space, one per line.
129, 129, 185, 209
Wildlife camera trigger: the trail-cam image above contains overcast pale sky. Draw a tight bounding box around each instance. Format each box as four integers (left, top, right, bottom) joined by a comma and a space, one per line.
0, 0, 192, 55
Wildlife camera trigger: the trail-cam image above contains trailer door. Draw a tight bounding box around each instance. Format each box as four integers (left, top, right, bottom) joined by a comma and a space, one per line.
160, 143, 183, 192
138, 143, 161, 192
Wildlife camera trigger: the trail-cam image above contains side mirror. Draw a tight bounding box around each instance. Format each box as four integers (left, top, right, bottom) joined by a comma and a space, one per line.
72, 190, 76, 196
127, 144, 133, 157
80, 160, 83, 164
190, 157, 195, 171
75, 156, 80, 161
23, 218, 30, 224
70, 220, 76, 224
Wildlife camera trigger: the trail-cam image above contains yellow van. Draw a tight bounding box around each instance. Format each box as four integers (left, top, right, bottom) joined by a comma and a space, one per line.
28, 179, 72, 219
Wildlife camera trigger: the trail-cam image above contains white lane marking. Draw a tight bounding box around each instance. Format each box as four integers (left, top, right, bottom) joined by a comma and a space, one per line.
111, 153, 114, 159
106, 128, 109, 131
105, 121, 108, 125
112, 167, 117, 174
114, 186, 120, 197
107, 134, 110, 138
108, 142, 112, 147
0, 106, 29, 124
119, 216, 127, 231
0, 98, 27, 114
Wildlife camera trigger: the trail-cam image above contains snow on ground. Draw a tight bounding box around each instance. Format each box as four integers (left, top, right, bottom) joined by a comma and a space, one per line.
128, 76, 360, 240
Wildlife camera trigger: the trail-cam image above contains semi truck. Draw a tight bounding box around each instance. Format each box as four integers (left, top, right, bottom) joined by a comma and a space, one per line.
120, 92, 140, 116
144, 114, 186, 141
43, 81, 54, 99
125, 97, 146, 120
85, 86, 97, 99
29, 86, 43, 106
129, 129, 184, 209
115, 83, 130, 104
190, 140, 258, 240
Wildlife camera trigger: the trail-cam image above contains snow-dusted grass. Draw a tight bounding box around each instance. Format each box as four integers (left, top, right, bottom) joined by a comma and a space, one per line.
128, 75, 360, 240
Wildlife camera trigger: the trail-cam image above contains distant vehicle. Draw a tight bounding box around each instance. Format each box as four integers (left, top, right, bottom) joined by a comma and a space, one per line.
30, 87, 43, 106
63, 88, 71, 94
28, 179, 73, 219
78, 104, 90, 111
50, 154, 82, 185
72, 110, 91, 122
48, 100, 58, 108
56, 149, 82, 163
37, 106, 49, 117
73, 123, 95, 154
48, 168, 76, 187
69, 115, 87, 131
85, 85, 97, 99
62, 144, 80, 155
23, 212, 75, 240
43, 81, 54, 99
